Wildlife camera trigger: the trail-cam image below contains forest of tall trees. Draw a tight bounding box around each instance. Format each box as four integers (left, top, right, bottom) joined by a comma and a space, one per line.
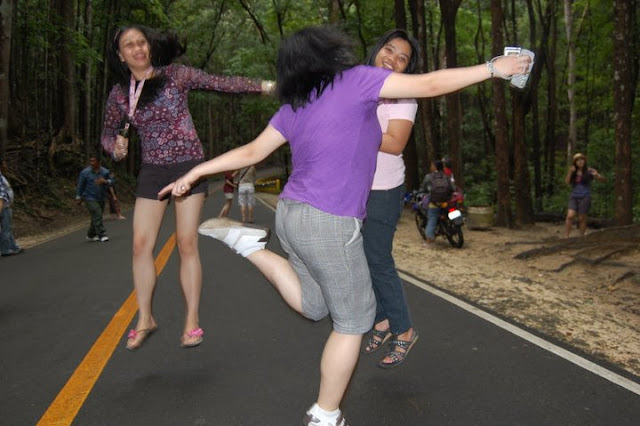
0, 0, 638, 227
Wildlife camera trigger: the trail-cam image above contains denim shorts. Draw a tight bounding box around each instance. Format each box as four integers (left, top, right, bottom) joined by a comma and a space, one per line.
137, 160, 208, 200
275, 199, 376, 334
568, 195, 591, 214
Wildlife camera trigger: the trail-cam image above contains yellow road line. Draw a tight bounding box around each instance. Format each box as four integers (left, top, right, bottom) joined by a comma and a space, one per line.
37, 234, 176, 426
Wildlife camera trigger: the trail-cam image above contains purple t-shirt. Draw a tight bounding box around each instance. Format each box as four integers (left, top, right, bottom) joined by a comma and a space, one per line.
101, 64, 262, 165
270, 65, 392, 220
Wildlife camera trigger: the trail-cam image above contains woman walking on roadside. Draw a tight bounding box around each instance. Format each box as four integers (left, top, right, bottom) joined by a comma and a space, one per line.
102, 24, 273, 350
564, 153, 606, 238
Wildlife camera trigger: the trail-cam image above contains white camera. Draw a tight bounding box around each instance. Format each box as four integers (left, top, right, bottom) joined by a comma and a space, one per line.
503, 46, 535, 89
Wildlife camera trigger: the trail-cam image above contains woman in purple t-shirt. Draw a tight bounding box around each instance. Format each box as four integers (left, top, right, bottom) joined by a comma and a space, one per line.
102, 25, 273, 351
160, 26, 530, 425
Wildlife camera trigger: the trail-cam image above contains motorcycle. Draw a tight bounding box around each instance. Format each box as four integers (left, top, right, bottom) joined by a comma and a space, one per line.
404, 189, 465, 248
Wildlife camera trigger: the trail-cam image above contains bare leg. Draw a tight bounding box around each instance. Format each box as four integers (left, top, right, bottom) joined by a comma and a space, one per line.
174, 193, 205, 343
317, 331, 362, 411
246, 249, 359, 412
246, 249, 303, 313
564, 209, 576, 238
578, 213, 587, 237
218, 199, 232, 218
199, 220, 357, 413
240, 205, 247, 223
129, 198, 168, 346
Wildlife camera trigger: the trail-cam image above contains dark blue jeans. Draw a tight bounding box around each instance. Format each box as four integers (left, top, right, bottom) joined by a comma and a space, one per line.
0, 207, 21, 254
362, 184, 412, 335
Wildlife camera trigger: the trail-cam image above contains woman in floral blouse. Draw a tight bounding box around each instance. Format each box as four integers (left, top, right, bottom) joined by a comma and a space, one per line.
102, 25, 273, 350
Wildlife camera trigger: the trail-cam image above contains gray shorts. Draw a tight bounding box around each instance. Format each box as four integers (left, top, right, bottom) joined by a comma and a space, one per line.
275, 199, 376, 334
237, 184, 255, 207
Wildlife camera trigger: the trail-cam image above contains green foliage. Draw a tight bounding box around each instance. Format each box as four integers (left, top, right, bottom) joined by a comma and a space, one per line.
464, 181, 495, 207
5, 0, 638, 226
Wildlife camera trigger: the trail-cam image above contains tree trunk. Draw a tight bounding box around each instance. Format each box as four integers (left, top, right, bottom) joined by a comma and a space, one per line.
409, 0, 437, 186
394, 0, 406, 30
328, 0, 341, 23
82, 0, 93, 158
512, 92, 534, 225
612, 0, 634, 226
440, 0, 463, 187
510, 0, 537, 225
473, 0, 494, 161
544, 0, 559, 198
0, 0, 14, 157
60, 0, 76, 138
491, 0, 513, 227
563, 0, 576, 159
527, 0, 541, 212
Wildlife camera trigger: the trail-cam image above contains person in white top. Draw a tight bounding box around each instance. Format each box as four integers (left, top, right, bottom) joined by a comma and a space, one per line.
361, 29, 420, 368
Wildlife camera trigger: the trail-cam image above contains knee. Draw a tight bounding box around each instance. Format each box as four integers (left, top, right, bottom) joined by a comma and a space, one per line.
176, 234, 198, 258
303, 304, 329, 322
132, 235, 154, 258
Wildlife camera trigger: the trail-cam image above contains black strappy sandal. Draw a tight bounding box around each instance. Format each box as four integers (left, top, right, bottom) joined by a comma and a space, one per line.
364, 328, 392, 354
378, 330, 419, 368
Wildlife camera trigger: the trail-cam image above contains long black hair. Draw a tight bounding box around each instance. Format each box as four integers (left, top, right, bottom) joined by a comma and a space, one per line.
569, 154, 593, 185
365, 28, 420, 75
276, 26, 357, 110
107, 25, 186, 107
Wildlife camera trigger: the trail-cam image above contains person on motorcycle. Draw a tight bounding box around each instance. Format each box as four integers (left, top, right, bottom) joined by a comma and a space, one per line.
421, 160, 456, 244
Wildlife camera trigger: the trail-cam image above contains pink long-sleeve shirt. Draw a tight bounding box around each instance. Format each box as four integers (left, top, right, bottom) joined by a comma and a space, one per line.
101, 63, 262, 165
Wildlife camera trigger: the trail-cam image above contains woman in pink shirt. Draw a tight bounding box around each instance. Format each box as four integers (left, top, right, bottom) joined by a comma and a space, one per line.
361, 29, 420, 369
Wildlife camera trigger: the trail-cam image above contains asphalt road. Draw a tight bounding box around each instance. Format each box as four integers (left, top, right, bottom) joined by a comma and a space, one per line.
2, 187, 639, 426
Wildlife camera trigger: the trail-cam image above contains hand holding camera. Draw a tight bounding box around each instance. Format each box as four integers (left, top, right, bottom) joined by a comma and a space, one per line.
114, 134, 129, 161
503, 47, 535, 89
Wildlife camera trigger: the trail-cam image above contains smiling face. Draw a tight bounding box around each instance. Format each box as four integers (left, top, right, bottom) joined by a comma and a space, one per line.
117, 28, 152, 71
374, 37, 412, 73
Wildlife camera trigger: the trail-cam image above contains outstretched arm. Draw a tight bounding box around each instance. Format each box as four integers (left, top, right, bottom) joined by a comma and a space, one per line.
379, 54, 531, 99
159, 125, 287, 198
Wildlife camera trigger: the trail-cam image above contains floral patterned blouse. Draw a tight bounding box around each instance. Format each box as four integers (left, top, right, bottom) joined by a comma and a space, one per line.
101, 64, 262, 165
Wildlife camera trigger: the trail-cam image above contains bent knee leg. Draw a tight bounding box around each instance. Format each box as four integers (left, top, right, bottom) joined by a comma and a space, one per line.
301, 283, 330, 321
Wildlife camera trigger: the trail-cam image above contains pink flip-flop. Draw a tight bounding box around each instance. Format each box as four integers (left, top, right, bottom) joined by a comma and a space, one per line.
180, 328, 204, 348
126, 326, 158, 351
